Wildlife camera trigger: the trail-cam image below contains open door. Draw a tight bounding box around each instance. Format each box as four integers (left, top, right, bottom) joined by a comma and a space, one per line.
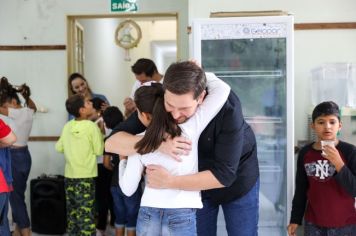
66, 14, 177, 108
67, 18, 85, 76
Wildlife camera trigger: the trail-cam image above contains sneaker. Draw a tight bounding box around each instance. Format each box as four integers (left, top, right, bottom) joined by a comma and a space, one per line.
105, 225, 116, 236
96, 229, 106, 236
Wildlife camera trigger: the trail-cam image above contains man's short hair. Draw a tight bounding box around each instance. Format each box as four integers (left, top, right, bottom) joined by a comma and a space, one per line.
102, 106, 124, 129
66, 94, 85, 118
312, 101, 340, 122
163, 61, 207, 99
131, 58, 157, 77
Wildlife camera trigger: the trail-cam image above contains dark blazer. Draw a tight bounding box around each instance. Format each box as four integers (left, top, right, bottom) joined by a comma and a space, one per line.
198, 91, 260, 204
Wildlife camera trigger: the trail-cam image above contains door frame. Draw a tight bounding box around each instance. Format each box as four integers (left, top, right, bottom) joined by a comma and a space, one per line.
66, 13, 179, 95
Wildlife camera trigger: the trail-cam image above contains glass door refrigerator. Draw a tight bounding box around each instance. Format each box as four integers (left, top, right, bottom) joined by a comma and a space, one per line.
192, 15, 294, 236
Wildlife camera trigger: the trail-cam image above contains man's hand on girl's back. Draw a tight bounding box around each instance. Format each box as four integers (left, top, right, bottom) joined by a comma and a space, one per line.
158, 135, 192, 161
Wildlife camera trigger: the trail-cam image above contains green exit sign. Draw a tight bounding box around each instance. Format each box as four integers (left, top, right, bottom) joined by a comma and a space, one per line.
111, 0, 138, 12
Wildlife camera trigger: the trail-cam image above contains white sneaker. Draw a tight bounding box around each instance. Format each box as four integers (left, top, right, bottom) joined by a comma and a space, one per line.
105, 226, 116, 236
96, 229, 106, 236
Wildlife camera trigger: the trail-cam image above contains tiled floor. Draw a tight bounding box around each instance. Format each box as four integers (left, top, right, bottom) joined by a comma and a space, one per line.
32, 227, 115, 236
32, 226, 115, 236
31, 207, 293, 236
32, 234, 67, 236
29, 211, 225, 236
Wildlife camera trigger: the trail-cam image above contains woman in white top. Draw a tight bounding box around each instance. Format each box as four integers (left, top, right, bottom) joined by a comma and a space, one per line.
0, 77, 36, 236
118, 63, 230, 236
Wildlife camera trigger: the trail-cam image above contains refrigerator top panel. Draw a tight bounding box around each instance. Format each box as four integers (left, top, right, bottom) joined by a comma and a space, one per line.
192, 16, 294, 66
194, 16, 293, 40
200, 22, 288, 40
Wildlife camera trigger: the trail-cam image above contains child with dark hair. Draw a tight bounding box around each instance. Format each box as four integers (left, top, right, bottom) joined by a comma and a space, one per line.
89, 97, 106, 134
56, 94, 104, 236
288, 101, 356, 236
102, 106, 124, 130
91, 97, 106, 112
102, 106, 141, 236
90, 103, 120, 235
0, 77, 36, 236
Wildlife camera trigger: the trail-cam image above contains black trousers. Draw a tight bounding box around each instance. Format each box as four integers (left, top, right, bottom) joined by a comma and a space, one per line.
95, 164, 115, 230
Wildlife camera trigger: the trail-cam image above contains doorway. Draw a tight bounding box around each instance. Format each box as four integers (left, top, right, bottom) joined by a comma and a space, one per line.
67, 13, 178, 109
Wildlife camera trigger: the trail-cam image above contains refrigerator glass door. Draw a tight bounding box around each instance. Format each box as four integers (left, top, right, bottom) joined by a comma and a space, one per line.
193, 16, 294, 236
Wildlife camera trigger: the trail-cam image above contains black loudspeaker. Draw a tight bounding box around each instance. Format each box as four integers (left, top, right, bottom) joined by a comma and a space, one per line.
30, 175, 66, 234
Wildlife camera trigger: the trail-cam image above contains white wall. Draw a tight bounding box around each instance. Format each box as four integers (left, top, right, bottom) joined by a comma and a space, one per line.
187, 0, 356, 144
79, 18, 176, 109
0, 0, 187, 220
295, 30, 356, 141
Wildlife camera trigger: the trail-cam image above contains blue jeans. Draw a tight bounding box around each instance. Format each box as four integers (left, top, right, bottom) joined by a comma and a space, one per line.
304, 221, 356, 236
136, 207, 197, 236
197, 179, 259, 236
111, 185, 141, 230
0, 192, 11, 236
9, 147, 31, 229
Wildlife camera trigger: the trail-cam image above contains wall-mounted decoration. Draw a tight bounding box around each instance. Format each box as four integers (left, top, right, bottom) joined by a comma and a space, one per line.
115, 19, 142, 61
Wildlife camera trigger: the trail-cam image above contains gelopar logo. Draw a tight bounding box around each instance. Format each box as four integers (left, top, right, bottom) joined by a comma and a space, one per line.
250, 26, 281, 36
